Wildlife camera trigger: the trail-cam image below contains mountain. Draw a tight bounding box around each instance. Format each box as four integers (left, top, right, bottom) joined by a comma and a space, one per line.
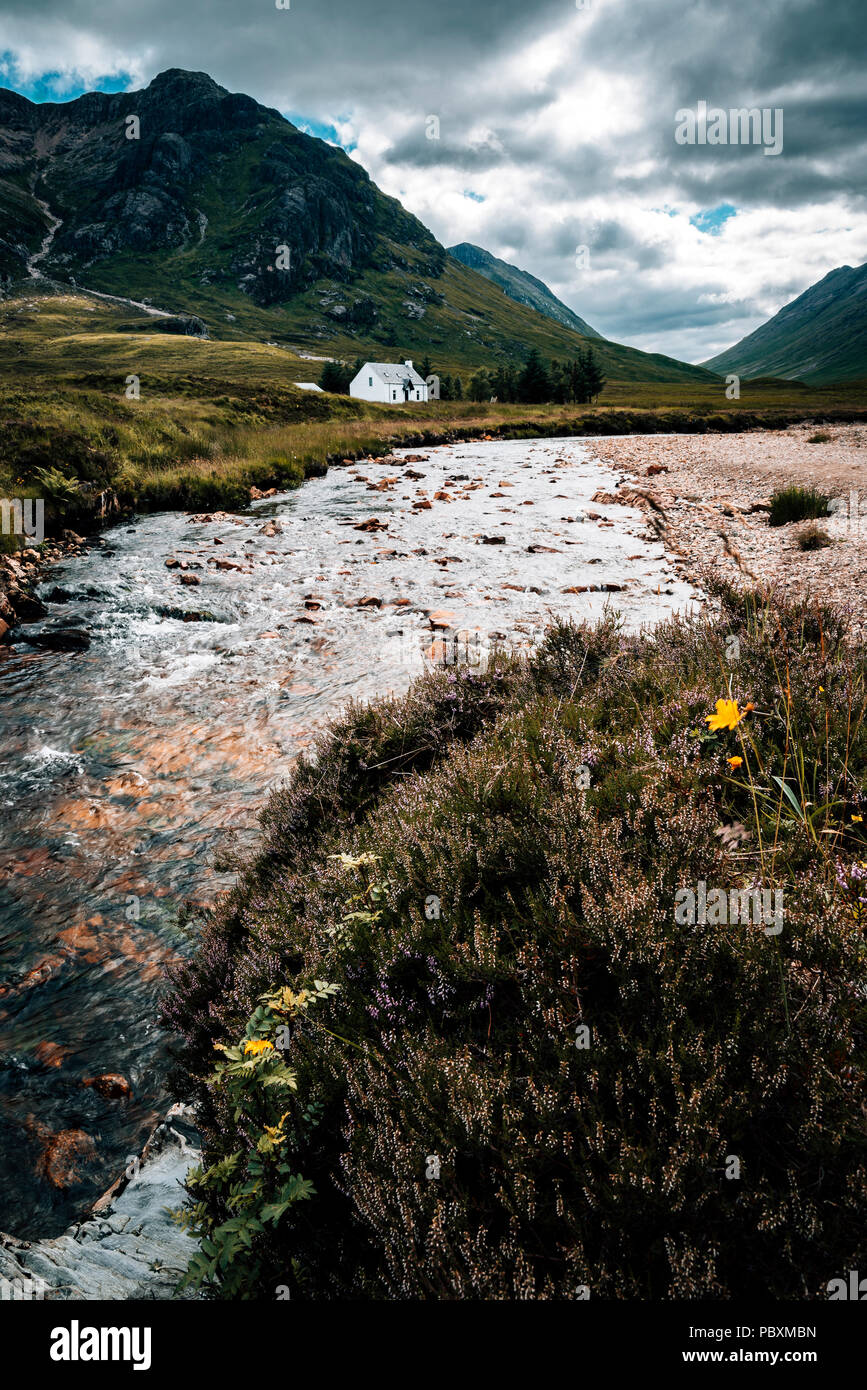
703, 264, 867, 384
448, 242, 603, 340
0, 68, 716, 383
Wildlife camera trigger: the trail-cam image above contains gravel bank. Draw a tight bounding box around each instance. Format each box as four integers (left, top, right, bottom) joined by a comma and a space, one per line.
587, 423, 867, 636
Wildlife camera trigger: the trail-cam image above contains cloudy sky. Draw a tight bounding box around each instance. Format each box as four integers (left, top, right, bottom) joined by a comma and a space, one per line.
1, 0, 865, 362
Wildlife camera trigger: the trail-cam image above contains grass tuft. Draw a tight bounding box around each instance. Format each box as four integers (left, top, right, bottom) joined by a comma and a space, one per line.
768, 484, 831, 527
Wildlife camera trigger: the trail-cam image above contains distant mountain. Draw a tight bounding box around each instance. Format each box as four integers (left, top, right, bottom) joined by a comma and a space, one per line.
703, 264, 867, 384
448, 242, 603, 340
0, 69, 715, 383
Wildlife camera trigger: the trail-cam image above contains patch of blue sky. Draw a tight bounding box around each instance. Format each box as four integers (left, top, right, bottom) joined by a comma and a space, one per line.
463, 190, 485, 203
0, 55, 135, 103
285, 111, 356, 152
690, 203, 737, 235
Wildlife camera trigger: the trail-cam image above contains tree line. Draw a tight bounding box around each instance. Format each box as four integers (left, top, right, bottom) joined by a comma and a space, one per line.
317, 346, 605, 404
467, 348, 605, 404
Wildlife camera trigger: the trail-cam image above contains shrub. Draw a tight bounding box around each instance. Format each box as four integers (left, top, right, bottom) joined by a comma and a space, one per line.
768, 485, 831, 527
164, 587, 867, 1299
796, 523, 832, 552
807, 432, 831, 443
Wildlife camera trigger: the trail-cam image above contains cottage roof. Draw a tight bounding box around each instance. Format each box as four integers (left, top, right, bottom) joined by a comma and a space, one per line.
359, 362, 427, 387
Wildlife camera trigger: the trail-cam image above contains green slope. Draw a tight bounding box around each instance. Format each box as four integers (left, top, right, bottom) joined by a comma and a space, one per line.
703, 264, 867, 384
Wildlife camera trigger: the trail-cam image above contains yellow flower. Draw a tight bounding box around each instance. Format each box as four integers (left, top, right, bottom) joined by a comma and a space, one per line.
727, 756, 743, 768
852, 814, 864, 823
706, 699, 745, 732
243, 1039, 275, 1056
263, 1110, 291, 1142
819, 686, 825, 693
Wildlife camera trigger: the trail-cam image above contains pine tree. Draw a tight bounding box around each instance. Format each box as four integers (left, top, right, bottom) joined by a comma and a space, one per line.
517, 348, 551, 403
569, 355, 590, 404
468, 370, 491, 402
549, 359, 569, 404
584, 347, 606, 403
318, 359, 347, 393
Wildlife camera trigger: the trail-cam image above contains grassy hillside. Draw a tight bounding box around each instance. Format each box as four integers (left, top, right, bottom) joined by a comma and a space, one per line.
704, 263, 867, 385
28, 258, 715, 383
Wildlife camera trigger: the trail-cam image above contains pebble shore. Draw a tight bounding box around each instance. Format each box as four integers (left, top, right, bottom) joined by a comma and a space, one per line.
587, 423, 867, 638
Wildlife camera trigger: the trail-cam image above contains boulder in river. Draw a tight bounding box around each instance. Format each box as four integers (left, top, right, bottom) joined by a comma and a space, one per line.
14, 594, 49, 622
428, 609, 456, 629
35, 1128, 100, 1189
82, 1074, 132, 1101
23, 627, 91, 652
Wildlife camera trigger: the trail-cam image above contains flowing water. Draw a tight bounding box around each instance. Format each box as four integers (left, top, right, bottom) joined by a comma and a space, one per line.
0, 436, 699, 1238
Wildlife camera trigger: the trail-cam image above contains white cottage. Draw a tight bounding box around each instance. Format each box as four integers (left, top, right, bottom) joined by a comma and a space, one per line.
349, 360, 429, 404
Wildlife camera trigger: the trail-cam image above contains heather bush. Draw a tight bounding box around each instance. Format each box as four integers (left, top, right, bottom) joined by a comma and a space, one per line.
164, 586, 867, 1299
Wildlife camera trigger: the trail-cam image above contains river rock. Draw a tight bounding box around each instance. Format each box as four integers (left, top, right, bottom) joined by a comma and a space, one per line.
23, 627, 91, 652
1, 1118, 203, 1300
13, 593, 48, 621
35, 1129, 100, 1189
82, 1074, 133, 1100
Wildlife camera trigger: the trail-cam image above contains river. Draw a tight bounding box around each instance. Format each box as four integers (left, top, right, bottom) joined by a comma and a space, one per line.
0, 435, 699, 1238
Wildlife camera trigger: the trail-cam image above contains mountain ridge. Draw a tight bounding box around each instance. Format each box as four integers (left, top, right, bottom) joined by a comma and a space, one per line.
703, 263, 867, 384
448, 241, 603, 340
0, 68, 717, 383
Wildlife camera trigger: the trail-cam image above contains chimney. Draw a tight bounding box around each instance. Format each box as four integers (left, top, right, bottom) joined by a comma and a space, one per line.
404, 359, 413, 370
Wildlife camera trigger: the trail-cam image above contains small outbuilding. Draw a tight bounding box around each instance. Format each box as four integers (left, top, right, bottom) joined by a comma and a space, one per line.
349, 360, 429, 403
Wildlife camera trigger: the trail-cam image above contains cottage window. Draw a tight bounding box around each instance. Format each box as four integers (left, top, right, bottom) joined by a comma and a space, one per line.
368, 376, 373, 387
